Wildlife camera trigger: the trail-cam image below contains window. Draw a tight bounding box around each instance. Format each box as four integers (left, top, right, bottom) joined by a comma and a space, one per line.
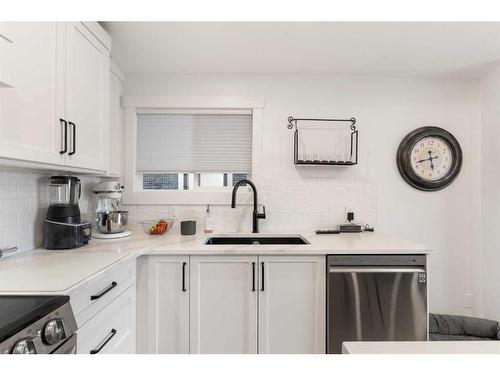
142, 172, 248, 190
143, 173, 179, 190
122, 96, 264, 205
136, 112, 252, 191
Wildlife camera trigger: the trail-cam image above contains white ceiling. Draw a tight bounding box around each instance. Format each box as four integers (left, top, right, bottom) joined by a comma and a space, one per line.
103, 22, 500, 78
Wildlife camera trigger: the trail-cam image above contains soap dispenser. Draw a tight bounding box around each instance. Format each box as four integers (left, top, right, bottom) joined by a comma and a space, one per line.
204, 205, 213, 233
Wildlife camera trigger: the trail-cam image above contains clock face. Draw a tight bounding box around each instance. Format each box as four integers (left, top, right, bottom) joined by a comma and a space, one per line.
410, 136, 453, 181
397, 127, 462, 191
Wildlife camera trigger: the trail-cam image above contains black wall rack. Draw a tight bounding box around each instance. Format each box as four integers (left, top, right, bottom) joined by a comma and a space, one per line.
287, 116, 358, 165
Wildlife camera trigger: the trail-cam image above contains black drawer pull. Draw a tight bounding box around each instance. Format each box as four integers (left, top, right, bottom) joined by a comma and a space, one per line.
252, 262, 256, 291
90, 281, 117, 300
68, 121, 76, 155
261, 262, 265, 291
90, 328, 117, 354
59, 119, 67, 154
182, 262, 187, 292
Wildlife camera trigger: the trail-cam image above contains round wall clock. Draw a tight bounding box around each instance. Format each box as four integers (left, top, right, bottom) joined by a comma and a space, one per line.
396, 126, 462, 191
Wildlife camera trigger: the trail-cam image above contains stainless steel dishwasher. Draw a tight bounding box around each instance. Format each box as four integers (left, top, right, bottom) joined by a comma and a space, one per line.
327, 255, 428, 354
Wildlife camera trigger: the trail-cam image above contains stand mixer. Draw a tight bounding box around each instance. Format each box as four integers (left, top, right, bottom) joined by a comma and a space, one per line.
92, 181, 131, 239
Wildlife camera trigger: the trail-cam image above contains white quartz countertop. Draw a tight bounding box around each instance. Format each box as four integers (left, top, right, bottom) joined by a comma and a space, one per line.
0, 229, 430, 294
342, 341, 500, 354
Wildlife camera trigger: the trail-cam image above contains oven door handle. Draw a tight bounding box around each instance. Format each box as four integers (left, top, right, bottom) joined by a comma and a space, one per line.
329, 267, 425, 273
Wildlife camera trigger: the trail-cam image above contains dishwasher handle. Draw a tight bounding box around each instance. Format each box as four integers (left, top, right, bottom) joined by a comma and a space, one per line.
329, 267, 426, 273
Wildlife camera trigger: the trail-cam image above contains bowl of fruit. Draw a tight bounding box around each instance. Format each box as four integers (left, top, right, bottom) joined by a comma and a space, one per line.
139, 218, 175, 235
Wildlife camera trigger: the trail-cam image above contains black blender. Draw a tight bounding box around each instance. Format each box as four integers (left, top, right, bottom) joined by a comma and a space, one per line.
43, 176, 91, 249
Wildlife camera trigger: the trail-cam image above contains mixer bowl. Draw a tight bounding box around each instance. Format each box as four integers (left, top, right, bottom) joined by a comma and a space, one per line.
96, 211, 129, 234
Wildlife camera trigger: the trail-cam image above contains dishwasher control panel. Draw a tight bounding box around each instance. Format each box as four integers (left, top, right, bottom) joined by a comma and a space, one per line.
327, 254, 426, 267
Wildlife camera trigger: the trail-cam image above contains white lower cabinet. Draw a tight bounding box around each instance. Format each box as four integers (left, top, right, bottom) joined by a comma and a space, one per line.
138, 254, 326, 354
138, 256, 189, 354
77, 286, 136, 354
189, 255, 258, 354
258, 255, 325, 354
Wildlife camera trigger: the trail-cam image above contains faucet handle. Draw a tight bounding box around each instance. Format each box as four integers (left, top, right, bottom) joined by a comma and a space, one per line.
257, 205, 266, 219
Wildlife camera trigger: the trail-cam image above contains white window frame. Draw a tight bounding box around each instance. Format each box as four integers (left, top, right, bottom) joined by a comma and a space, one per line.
122, 96, 264, 205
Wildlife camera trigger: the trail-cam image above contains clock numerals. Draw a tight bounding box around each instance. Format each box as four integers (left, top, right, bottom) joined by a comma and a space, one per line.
409, 136, 453, 182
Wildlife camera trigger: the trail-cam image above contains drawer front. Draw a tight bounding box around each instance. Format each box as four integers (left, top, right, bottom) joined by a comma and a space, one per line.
70, 259, 135, 327
77, 286, 136, 354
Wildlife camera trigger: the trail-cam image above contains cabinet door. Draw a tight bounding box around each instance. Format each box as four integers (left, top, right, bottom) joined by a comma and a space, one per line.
108, 68, 123, 176
0, 22, 14, 87
64, 22, 109, 171
138, 256, 189, 354
258, 255, 325, 354
190, 255, 258, 354
0, 22, 66, 165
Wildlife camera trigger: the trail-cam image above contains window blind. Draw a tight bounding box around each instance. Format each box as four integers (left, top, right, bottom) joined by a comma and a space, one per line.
136, 113, 252, 173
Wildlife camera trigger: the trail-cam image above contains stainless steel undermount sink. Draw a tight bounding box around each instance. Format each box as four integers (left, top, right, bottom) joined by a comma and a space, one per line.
204, 235, 310, 245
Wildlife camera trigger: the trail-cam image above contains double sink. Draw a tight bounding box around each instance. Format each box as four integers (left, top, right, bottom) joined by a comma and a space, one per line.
205, 235, 309, 245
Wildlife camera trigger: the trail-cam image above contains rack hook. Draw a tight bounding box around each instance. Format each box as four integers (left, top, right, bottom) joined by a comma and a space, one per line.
350, 117, 357, 131
287, 116, 295, 129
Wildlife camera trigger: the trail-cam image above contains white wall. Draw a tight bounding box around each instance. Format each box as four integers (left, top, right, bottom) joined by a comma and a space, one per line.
480, 65, 500, 321
0, 167, 99, 255
123, 74, 482, 316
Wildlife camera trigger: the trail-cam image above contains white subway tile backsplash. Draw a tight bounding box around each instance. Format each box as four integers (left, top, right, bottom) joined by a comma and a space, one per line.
153, 205, 170, 214
0, 185, 17, 199
122, 175, 377, 234
18, 185, 38, 199
0, 164, 376, 251
2, 199, 30, 214
3, 170, 30, 185
136, 205, 152, 213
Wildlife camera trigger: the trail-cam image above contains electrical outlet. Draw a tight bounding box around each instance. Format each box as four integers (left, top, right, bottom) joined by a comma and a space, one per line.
345, 206, 354, 222
169, 206, 178, 219
464, 293, 474, 308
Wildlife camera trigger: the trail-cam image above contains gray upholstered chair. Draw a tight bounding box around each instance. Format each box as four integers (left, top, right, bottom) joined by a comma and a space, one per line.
429, 313, 500, 341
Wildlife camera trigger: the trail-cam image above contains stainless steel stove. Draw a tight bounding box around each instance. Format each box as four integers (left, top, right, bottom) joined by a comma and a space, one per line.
0, 295, 77, 354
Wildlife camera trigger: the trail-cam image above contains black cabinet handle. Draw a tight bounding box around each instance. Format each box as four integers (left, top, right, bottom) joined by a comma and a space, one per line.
68, 121, 76, 155
261, 262, 265, 291
182, 262, 187, 292
252, 262, 256, 291
90, 329, 117, 354
59, 119, 67, 154
90, 281, 117, 300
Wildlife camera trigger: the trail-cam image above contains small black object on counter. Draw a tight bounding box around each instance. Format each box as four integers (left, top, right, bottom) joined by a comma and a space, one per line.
181, 221, 196, 235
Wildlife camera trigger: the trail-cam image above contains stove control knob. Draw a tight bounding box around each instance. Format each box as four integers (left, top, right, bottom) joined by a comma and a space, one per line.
12, 338, 37, 354
43, 318, 66, 345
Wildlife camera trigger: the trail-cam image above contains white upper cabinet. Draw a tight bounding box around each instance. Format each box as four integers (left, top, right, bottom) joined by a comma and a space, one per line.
258, 255, 326, 354
108, 60, 124, 176
0, 22, 14, 87
0, 22, 110, 172
64, 22, 109, 171
0, 22, 66, 165
190, 255, 258, 354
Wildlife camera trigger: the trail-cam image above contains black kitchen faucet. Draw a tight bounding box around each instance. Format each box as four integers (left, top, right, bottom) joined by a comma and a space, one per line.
231, 179, 266, 233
